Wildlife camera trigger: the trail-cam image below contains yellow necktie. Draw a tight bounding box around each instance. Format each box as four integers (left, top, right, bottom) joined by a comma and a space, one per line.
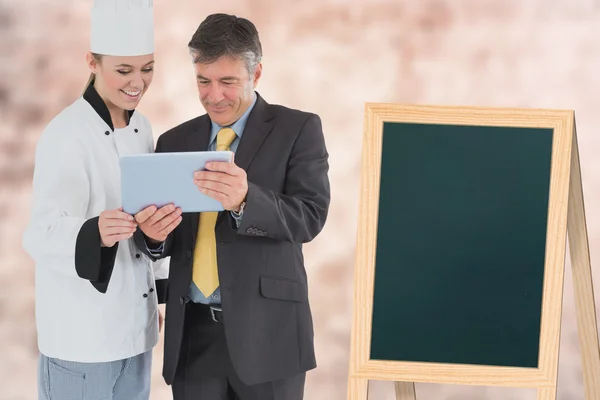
192, 127, 237, 296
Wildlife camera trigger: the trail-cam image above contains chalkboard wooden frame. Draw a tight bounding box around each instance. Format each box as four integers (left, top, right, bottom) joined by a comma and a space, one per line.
347, 103, 600, 400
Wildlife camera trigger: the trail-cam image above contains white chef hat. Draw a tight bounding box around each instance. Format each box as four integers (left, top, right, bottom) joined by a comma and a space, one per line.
90, 0, 154, 56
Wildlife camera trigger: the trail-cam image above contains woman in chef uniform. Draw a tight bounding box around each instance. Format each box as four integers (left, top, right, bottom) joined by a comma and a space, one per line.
22, 0, 176, 399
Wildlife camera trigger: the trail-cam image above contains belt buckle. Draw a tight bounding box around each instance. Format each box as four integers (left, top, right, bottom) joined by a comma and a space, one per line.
209, 305, 222, 323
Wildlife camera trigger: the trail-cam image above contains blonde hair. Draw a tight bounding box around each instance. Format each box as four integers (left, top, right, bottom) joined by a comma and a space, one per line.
83, 53, 103, 95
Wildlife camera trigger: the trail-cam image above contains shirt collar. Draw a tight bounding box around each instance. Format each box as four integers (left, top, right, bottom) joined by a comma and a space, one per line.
83, 77, 135, 131
208, 92, 258, 145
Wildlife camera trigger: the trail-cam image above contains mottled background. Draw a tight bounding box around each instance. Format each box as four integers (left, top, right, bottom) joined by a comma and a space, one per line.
1, 0, 600, 399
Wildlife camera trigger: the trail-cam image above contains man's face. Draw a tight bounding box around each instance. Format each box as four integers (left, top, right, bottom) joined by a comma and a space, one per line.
194, 55, 262, 126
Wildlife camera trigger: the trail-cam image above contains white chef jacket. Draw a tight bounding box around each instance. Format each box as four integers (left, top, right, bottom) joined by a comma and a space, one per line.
22, 82, 168, 363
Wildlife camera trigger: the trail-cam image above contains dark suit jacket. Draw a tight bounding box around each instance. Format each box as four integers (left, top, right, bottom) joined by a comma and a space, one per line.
135, 93, 330, 386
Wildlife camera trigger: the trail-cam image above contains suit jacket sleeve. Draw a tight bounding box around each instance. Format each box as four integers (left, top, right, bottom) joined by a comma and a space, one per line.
237, 113, 330, 243
133, 228, 174, 261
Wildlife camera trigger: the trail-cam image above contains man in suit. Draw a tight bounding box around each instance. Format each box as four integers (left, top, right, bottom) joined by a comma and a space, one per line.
133, 13, 330, 400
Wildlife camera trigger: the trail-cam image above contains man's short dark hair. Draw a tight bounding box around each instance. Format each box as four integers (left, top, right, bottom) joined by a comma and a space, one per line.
188, 13, 262, 74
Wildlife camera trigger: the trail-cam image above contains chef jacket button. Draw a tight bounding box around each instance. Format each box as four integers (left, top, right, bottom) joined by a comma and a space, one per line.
135, 254, 141, 259
104, 130, 110, 135
143, 293, 148, 298
134, 128, 139, 133
149, 288, 154, 293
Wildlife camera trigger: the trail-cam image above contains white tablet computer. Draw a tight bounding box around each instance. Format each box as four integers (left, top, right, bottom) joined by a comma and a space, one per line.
120, 150, 234, 214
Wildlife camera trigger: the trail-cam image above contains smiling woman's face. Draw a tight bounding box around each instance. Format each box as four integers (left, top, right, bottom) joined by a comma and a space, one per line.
87, 52, 155, 112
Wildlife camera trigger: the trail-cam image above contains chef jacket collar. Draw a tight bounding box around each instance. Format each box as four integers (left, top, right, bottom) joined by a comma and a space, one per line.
83, 77, 135, 131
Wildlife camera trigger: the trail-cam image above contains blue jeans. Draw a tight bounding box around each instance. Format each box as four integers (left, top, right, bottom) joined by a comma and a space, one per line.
37, 350, 152, 400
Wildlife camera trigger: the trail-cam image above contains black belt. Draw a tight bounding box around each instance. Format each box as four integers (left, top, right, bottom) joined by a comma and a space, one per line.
187, 301, 223, 323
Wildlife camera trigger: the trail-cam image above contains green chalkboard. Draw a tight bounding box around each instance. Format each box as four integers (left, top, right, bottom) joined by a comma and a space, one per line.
369, 122, 554, 368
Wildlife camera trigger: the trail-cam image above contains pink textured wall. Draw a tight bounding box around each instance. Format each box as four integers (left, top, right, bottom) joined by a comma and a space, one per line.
2, 1, 600, 399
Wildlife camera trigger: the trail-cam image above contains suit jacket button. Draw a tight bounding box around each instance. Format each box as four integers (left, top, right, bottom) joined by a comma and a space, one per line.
187, 250, 192, 258
180, 296, 185, 305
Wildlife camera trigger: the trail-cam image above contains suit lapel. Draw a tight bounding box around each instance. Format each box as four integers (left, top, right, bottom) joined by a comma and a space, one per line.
233, 94, 274, 171
187, 115, 212, 152
187, 115, 211, 244
216, 94, 274, 225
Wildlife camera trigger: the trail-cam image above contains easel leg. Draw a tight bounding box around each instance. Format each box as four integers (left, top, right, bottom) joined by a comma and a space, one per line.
348, 377, 369, 400
394, 381, 416, 400
537, 387, 557, 400
567, 121, 600, 400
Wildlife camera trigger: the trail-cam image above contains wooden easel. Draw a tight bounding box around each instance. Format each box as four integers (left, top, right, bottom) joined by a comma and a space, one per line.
347, 104, 600, 400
